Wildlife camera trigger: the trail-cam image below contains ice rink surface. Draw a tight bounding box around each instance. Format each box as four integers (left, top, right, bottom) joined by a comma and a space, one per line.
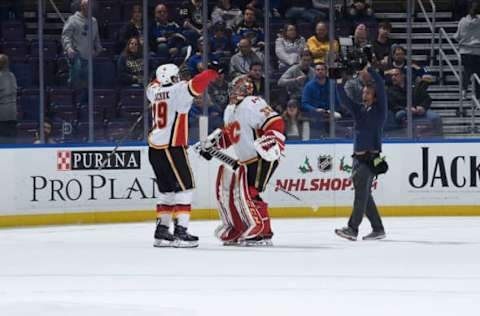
1, 217, 479, 316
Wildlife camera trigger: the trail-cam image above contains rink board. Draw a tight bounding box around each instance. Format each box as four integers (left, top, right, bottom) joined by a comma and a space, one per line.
0, 141, 479, 227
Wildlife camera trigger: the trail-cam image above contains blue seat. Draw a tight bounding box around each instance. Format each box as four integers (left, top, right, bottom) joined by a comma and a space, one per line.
2, 41, 28, 61
1, 21, 24, 41
30, 40, 58, 60
94, 58, 116, 87
97, 1, 123, 24
10, 62, 34, 88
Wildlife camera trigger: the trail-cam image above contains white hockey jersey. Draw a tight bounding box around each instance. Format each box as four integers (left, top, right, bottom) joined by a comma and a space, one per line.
146, 80, 198, 148
223, 96, 282, 162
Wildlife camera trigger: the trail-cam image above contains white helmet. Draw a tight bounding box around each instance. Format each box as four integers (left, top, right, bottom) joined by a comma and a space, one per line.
156, 63, 180, 86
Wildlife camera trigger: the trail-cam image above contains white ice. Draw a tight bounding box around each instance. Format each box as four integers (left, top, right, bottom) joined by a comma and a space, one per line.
1, 217, 479, 316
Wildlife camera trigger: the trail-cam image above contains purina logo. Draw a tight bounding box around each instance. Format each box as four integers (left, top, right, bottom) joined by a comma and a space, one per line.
56, 150, 141, 171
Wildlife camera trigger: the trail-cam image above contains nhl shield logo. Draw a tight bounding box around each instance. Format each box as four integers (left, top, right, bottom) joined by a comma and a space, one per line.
317, 155, 332, 172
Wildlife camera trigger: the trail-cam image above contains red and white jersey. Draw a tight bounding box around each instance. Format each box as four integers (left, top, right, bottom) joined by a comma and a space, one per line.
146, 80, 198, 148
223, 96, 282, 163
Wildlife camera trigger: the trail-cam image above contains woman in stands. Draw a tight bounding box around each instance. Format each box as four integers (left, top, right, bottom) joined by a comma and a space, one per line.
275, 23, 306, 71
117, 37, 144, 87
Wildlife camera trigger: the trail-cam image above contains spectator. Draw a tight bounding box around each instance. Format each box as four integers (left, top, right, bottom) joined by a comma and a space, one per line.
387, 68, 442, 132
33, 120, 56, 144
275, 23, 306, 70
348, 0, 374, 19
0, 54, 17, 144
232, 7, 264, 49
284, 0, 325, 23
61, 0, 103, 89
312, 0, 345, 20
282, 99, 304, 140
302, 63, 332, 113
307, 22, 339, 64
210, 22, 234, 57
117, 4, 144, 54
117, 37, 144, 87
211, 0, 243, 31
454, 1, 480, 98
208, 71, 229, 112
353, 23, 369, 49
150, 4, 186, 59
344, 67, 373, 103
178, 0, 204, 46
246, 61, 265, 97
187, 37, 208, 76
278, 50, 315, 101
385, 45, 434, 84
229, 38, 262, 78
373, 21, 393, 69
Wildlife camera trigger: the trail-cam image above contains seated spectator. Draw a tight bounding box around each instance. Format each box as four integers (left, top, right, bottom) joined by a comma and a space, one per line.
190, 95, 223, 132
278, 50, 315, 101
347, 0, 374, 19
307, 22, 339, 64
61, 0, 103, 89
117, 4, 144, 54
385, 45, 434, 84
150, 4, 186, 59
117, 37, 144, 87
344, 67, 373, 104
387, 68, 442, 132
0, 54, 17, 144
178, 0, 204, 46
312, 0, 346, 20
33, 120, 56, 144
246, 61, 265, 97
353, 24, 370, 49
211, 0, 243, 31
210, 22, 234, 58
187, 37, 211, 76
282, 99, 305, 140
284, 0, 326, 23
275, 23, 306, 70
373, 21, 393, 69
229, 38, 262, 78
208, 71, 229, 112
232, 7, 264, 50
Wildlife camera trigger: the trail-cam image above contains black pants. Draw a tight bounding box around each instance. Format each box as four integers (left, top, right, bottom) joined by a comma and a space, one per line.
148, 146, 194, 193
462, 54, 480, 98
246, 158, 279, 194
348, 158, 384, 233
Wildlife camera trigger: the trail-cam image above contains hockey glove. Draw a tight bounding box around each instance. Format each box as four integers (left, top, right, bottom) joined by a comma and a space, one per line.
254, 130, 285, 162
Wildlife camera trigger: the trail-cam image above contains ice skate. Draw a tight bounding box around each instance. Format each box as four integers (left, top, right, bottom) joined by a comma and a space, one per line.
335, 227, 358, 241
362, 230, 386, 240
153, 224, 175, 247
174, 225, 199, 248
240, 235, 273, 247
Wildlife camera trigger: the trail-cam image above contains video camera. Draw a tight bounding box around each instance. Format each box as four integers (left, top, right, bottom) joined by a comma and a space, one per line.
329, 37, 373, 79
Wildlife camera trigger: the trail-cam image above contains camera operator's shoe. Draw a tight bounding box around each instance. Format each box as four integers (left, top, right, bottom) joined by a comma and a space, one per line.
362, 230, 386, 240
153, 224, 175, 247
334, 227, 358, 241
174, 225, 199, 248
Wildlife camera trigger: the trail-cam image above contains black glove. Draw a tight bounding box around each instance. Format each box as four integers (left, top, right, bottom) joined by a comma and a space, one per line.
207, 60, 226, 74
199, 149, 213, 161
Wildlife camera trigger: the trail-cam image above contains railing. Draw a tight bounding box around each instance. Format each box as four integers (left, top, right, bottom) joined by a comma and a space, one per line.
416, 0, 436, 66
471, 74, 480, 133
438, 27, 463, 115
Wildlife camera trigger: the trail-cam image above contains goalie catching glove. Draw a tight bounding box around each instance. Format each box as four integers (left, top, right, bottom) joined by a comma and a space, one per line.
254, 130, 285, 162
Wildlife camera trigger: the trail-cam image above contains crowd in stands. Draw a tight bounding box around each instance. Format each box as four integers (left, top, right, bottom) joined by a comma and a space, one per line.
3, 0, 478, 144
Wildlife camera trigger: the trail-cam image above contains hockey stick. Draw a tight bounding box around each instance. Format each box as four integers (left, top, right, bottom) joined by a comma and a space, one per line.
192, 142, 303, 202
98, 114, 144, 170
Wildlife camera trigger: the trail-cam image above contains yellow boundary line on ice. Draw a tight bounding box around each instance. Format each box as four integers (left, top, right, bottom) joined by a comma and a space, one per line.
1, 205, 480, 228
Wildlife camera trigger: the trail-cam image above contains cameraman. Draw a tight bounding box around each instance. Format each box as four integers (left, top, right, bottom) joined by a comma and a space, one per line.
334, 64, 387, 241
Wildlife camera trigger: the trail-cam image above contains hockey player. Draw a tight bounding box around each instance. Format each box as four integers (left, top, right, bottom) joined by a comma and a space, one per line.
198, 75, 286, 246
146, 61, 224, 248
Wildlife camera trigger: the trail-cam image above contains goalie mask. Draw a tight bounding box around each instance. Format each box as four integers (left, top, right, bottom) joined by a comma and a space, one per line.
229, 75, 254, 104
156, 63, 180, 86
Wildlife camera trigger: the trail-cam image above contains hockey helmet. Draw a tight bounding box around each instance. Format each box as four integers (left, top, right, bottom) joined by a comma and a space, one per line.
156, 63, 180, 86
229, 75, 254, 104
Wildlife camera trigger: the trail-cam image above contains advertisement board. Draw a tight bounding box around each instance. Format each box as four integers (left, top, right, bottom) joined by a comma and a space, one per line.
1, 142, 479, 227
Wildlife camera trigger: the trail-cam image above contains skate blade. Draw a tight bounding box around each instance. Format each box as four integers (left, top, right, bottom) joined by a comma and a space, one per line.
222, 240, 240, 246
239, 239, 273, 247
334, 230, 357, 241
153, 239, 175, 247
173, 239, 199, 248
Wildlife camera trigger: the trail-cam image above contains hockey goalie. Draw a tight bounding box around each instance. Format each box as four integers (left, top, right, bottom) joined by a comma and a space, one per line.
195, 75, 285, 246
